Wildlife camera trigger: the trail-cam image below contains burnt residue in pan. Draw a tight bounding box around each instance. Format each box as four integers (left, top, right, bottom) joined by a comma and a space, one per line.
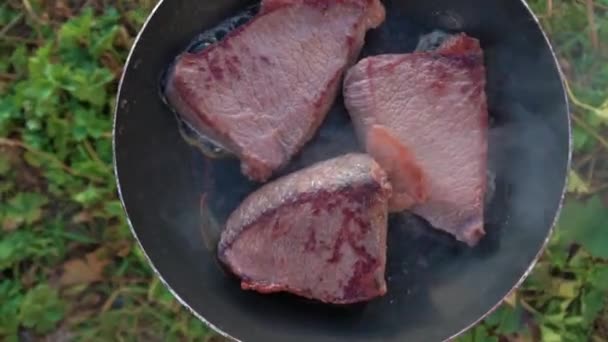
186, 6, 259, 54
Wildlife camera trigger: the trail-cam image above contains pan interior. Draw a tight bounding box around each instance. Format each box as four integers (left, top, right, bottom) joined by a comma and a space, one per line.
114, 0, 570, 341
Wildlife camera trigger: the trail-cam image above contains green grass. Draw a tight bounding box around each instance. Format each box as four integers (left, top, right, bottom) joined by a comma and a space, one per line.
0, 0, 607, 341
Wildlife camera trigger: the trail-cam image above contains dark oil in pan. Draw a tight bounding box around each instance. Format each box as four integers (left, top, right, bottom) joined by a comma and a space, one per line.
161, 2, 502, 264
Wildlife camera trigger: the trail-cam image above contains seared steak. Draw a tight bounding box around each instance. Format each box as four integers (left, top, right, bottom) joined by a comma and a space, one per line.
218, 154, 391, 304
343, 34, 488, 246
166, 0, 386, 182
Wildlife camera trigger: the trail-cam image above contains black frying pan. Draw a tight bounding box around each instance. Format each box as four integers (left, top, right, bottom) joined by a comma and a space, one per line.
113, 0, 571, 341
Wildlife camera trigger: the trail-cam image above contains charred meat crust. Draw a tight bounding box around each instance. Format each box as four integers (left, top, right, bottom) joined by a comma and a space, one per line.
218, 154, 391, 254
166, 0, 386, 182
218, 154, 391, 304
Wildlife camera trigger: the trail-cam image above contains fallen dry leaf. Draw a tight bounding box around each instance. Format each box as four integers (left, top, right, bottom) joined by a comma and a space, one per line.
21, 265, 38, 287
2, 217, 20, 232
59, 250, 110, 287
115, 241, 132, 258
504, 291, 518, 307
71, 210, 94, 224
52, 0, 73, 19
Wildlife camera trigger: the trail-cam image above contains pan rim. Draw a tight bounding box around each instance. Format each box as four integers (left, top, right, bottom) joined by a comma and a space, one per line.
112, 0, 573, 341
112, 1, 240, 341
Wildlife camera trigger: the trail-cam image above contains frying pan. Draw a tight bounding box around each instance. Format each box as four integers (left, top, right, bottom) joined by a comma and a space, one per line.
113, 0, 571, 341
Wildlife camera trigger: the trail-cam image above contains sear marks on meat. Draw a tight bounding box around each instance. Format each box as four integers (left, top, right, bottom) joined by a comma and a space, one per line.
165, 0, 386, 182
343, 33, 489, 246
218, 154, 392, 304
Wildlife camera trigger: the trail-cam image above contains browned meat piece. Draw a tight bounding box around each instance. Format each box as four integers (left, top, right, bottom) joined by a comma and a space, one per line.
165, 0, 386, 182
218, 154, 392, 304
343, 34, 489, 246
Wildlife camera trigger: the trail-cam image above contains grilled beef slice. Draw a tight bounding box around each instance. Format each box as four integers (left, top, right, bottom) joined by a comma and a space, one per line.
343, 34, 489, 246
218, 153, 392, 304
166, 0, 386, 182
